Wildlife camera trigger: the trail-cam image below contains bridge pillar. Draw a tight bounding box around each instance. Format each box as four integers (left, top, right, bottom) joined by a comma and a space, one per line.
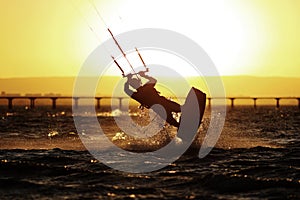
230, 98, 235, 108
118, 98, 123, 110
29, 98, 36, 109
8, 98, 13, 109
207, 98, 211, 108
253, 98, 257, 109
73, 97, 79, 109
96, 97, 101, 109
51, 97, 57, 109
275, 98, 280, 108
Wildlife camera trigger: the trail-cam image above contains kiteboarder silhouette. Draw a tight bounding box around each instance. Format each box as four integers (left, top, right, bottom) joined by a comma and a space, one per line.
124, 71, 181, 127
107, 29, 205, 129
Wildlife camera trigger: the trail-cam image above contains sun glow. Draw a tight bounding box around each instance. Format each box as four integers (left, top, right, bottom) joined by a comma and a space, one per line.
75, 0, 269, 76
1, 0, 300, 78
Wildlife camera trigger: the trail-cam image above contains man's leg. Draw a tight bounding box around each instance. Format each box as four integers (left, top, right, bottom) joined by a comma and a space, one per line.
163, 99, 181, 113
166, 111, 180, 128
160, 99, 181, 127
151, 104, 180, 128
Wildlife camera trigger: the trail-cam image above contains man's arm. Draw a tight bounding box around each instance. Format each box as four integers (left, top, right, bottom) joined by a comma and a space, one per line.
124, 74, 134, 96
139, 71, 157, 85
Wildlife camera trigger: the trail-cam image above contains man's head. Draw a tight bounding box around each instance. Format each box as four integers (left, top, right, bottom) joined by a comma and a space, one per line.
129, 78, 142, 89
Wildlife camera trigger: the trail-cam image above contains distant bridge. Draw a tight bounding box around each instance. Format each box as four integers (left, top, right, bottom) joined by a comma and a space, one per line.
0, 96, 125, 110
207, 97, 300, 109
0, 96, 300, 110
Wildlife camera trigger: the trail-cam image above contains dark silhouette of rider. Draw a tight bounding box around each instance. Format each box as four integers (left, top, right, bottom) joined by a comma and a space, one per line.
124, 71, 181, 127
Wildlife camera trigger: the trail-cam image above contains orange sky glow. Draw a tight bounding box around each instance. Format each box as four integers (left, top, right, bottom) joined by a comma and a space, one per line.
0, 0, 300, 78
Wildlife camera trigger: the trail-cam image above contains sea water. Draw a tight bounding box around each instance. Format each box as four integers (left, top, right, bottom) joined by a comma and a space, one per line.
0, 106, 299, 199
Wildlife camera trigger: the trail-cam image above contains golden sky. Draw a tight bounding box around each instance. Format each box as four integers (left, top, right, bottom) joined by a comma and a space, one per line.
0, 0, 300, 78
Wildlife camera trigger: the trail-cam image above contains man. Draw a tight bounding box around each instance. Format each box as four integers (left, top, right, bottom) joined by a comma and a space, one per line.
124, 71, 181, 127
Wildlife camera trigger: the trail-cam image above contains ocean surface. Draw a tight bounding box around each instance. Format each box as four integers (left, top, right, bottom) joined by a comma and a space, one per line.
0, 105, 299, 199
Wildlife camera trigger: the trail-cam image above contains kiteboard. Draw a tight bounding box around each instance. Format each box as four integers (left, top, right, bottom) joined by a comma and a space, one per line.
181, 87, 206, 128
174, 87, 206, 157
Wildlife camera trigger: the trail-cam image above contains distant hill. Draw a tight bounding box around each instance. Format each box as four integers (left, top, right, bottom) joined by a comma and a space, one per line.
0, 76, 300, 98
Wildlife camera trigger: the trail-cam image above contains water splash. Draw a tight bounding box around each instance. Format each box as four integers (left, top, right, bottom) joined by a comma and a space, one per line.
48, 131, 59, 138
